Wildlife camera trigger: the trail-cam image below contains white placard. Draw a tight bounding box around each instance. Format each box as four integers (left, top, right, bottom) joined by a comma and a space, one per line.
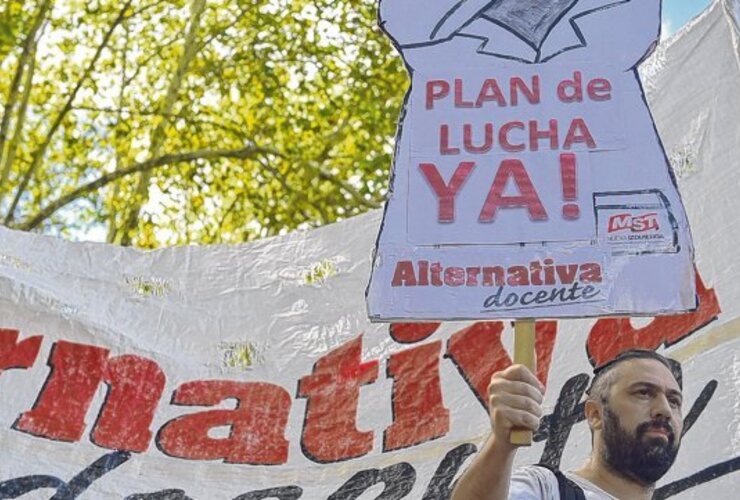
367, 0, 697, 320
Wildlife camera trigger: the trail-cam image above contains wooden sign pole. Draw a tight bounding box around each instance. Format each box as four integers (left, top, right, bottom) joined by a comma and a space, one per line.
510, 318, 536, 446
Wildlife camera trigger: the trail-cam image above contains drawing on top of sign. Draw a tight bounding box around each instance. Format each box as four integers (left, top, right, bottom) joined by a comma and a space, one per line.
367, 0, 697, 320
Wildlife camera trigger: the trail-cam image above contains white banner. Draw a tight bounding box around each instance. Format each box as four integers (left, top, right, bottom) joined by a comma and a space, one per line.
0, 209, 738, 499
367, 0, 697, 320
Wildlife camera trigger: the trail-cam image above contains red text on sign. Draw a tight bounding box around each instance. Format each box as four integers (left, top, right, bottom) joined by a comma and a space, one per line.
439, 118, 597, 155
608, 213, 659, 233
557, 71, 613, 103
420, 154, 584, 224
426, 76, 541, 109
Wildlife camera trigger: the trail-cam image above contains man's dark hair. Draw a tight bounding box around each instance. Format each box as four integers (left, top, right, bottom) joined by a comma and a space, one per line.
586, 349, 683, 404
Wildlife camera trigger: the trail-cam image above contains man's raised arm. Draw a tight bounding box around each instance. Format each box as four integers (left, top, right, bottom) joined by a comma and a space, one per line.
452, 365, 545, 500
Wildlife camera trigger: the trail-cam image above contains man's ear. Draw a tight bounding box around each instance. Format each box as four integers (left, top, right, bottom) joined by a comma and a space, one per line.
584, 399, 603, 432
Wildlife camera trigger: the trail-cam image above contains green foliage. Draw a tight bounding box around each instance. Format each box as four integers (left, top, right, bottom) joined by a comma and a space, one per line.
0, 0, 406, 247
304, 258, 339, 285
0, 1, 24, 63
221, 341, 260, 370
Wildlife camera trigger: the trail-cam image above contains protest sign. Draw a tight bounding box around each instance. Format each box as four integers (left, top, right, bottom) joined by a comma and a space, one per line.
367, 0, 697, 320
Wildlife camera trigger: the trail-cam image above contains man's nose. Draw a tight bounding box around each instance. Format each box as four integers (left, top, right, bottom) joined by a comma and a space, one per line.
650, 393, 672, 419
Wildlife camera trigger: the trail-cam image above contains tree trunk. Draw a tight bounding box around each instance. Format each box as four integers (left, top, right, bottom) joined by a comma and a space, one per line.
0, 38, 37, 206
0, 0, 51, 186
109, 0, 207, 246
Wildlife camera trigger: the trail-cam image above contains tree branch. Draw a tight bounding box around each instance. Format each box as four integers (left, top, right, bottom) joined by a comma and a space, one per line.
316, 166, 381, 210
208, 195, 239, 241
0, 0, 51, 176
255, 156, 317, 224
0, 33, 37, 205
19, 145, 270, 231
196, 3, 249, 53
69, 105, 257, 143
115, 0, 207, 245
305, 123, 382, 211
106, 19, 131, 242
4, 0, 134, 225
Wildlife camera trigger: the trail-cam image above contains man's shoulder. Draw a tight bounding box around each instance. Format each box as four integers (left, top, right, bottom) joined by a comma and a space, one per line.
509, 465, 616, 499
562, 472, 617, 500
510, 465, 560, 499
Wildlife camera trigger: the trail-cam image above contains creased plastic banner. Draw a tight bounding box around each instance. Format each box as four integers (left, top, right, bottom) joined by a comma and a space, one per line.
367, 0, 697, 320
0, 218, 738, 499
1, 1, 740, 498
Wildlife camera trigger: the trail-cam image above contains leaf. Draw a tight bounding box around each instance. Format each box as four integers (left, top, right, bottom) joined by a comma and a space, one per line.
3, 0, 405, 247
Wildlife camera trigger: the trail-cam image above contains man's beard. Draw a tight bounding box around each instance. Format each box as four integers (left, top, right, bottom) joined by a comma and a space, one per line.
600, 406, 680, 486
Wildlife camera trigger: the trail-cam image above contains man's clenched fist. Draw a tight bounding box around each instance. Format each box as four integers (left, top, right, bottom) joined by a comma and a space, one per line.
488, 365, 546, 446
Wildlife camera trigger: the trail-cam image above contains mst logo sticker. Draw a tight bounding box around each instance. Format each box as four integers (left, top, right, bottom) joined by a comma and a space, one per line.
607, 212, 660, 233
595, 190, 679, 255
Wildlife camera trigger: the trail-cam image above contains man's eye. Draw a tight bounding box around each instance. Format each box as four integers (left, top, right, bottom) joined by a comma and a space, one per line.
669, 398, 682, 408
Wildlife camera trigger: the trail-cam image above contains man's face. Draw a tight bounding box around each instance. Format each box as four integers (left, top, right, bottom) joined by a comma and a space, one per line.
599, 359, 684, 485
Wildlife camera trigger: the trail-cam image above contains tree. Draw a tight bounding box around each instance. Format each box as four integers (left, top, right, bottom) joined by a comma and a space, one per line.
0, 0, 406, 247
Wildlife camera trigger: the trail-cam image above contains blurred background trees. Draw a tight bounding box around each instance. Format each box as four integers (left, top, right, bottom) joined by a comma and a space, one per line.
0, 0, 405, 247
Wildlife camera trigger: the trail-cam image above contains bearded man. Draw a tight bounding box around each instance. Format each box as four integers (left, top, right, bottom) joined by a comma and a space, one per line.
452, 350, 683, 499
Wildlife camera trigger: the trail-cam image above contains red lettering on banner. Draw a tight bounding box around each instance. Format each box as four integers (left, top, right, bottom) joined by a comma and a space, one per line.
479, 159, 548, 222
534, 322, 558, 386
587, 272, 720, 367
419, 161, 476, 222
14, 341, 109, 442
13, 341, 166, 451
91, 355, 165, 452
384, 341, 450, 451
445, 322, 557, 408
157, 381, 291, 464
0, 329, 42, 373
297, 336, 379, 463
389, 323, 441, 344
